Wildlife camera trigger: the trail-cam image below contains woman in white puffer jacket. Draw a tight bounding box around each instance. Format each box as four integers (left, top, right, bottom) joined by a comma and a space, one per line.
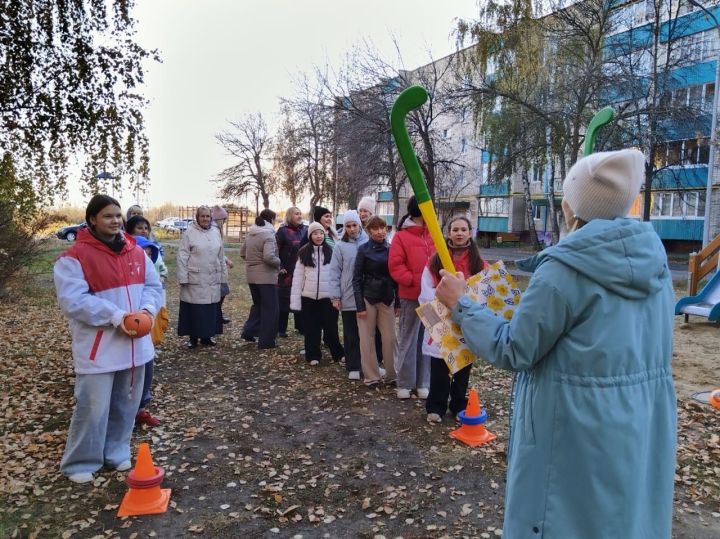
290, 222, 344, 365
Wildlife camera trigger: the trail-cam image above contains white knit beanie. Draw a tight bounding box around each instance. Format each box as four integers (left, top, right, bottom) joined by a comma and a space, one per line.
562, 149, 645, 221
308, 221, 325, 238
343, 209, 361, 225
357, 196, 376, 214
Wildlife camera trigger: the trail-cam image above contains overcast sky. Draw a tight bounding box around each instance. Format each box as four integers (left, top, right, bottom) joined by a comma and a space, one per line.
64, 0, 480, 210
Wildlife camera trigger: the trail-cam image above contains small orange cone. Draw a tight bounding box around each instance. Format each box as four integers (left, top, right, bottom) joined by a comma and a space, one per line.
117, 442, 171, 517
710, 389, 720, 410
450, 388, 496, 447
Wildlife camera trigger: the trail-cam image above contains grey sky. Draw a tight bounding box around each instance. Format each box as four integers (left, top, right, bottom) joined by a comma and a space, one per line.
66, 0, 479, 209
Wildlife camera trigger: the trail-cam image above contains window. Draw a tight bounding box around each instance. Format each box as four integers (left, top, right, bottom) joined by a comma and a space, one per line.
655, 137, 710, 167
533, 204, 542, 220
461, 138, 467, 154
481, 197, 510, 216
442, 129, 449, 139
705, 83, 715, 112
650, 190, 706, 218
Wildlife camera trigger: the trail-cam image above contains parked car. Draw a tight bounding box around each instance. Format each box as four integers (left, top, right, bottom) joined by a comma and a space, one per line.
167, 219, 194, 233
156, 217, 181, 229
56, 223, 87, 241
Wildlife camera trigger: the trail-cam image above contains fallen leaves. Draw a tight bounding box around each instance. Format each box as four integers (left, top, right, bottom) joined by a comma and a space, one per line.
1, 244, 718, 538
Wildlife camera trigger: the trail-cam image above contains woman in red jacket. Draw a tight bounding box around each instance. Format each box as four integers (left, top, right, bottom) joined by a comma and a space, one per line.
388, 196, 436, 399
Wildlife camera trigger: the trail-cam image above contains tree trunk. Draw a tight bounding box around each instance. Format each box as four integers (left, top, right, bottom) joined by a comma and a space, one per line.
548, 158, 560, 245
261, 191, 270, 209
522, 170, 541, 249
642, 156, 653, 222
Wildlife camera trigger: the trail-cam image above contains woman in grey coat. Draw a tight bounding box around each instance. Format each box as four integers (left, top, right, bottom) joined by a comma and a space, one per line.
240, 209, 281, 349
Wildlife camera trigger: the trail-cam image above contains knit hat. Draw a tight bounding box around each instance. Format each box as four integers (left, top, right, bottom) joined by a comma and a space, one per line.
308, 221, 325, 239
407, 196, 422, 218
313, 205, 331, 223
357, 196, 376, 214
212, 205, 228, 220
343, 209, 361, 226
562, 149, 645, 221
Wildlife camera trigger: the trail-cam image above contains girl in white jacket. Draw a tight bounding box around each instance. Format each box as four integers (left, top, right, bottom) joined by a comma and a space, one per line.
290, 222, 344, 365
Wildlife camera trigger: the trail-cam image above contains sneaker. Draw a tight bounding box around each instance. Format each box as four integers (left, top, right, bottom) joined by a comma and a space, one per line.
309, 359, 319, 366
417, 388, 429, 399
222, 317, 231, 324
200, 338, 217, 346
366, 382, 381, 391
378, 367, 386, 377
136, 409, 161, 427
241, 334, 256, 342
186, 340, 198, 349
116, 460, 132, 472
386, 379, 397, 389
68, 472, 94, 484
300, 349, 306, 355
348, 370, 361, 381
396, 388, 412, 399
427, 413, 442, 424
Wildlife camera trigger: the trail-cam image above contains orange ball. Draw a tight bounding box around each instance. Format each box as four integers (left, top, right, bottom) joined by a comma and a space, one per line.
123, 312, 153, 338
710, 389, 720, 411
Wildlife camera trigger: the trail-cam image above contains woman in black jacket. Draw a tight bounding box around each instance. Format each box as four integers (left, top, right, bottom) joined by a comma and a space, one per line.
352, 216, 398, 389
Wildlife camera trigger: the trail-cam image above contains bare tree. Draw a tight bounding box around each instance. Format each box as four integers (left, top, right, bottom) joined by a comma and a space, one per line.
281, 74, 335, 215
323, 40, 467, 225
215, 113, 275, 209
272, 109, 305, 207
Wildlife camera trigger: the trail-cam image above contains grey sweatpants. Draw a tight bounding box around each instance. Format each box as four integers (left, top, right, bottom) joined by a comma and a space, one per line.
60, 365, 145, 476
395, 299, 430, 391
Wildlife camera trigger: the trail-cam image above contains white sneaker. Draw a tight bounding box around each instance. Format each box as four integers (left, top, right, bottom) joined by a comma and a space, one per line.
300, 349, 306, 355
309, 359, 319, 366
116, 460, 132, 472
396, 388, 412, 399
348, 370, 361, 380
379, 367, 386, 377
416, 388, 429, 399
427, 413, 442, 424
68, 472, 94, 484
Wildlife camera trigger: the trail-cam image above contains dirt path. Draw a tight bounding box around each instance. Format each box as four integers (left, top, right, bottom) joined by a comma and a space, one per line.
1, 243, 718, 538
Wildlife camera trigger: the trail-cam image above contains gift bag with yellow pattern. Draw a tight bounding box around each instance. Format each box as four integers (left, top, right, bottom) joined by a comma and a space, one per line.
416, 261, 521, 374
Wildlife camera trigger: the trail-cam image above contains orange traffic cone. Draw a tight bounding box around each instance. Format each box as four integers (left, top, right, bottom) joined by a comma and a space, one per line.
710, 389, 720, 410
117, 442, 171, 517
450, 388, 496, 447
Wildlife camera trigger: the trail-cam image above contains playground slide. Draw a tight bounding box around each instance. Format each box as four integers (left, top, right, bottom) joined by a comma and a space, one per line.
675, 270, 720, 321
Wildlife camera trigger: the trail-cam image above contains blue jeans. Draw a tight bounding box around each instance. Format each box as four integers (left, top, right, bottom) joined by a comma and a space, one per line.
139, 360, 153, 409
60, 366, 145, 476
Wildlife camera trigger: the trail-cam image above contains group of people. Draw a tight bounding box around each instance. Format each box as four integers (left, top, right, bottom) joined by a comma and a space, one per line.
54, 148, 677, 538
236, 196, 483, 424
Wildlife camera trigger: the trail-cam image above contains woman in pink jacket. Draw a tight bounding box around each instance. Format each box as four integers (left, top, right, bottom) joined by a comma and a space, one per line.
388, 196, 436, 400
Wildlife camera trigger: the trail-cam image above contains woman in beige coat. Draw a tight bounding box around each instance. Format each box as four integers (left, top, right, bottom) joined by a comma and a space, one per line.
177, 206, 228, 348
240, 209, 280, 349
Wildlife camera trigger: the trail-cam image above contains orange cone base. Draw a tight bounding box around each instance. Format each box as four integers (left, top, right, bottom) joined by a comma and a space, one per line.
117, 487, 171, 517
450, 424, 497, 447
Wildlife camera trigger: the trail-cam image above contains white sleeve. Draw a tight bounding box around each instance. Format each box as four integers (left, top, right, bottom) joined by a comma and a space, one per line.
290, 260, 304, 311
418, 266, 437, 305
53, 256, 126, 327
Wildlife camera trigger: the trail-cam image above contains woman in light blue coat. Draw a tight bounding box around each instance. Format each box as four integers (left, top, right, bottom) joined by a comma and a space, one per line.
328, 210, 364, 380
436, 149, 676, 539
